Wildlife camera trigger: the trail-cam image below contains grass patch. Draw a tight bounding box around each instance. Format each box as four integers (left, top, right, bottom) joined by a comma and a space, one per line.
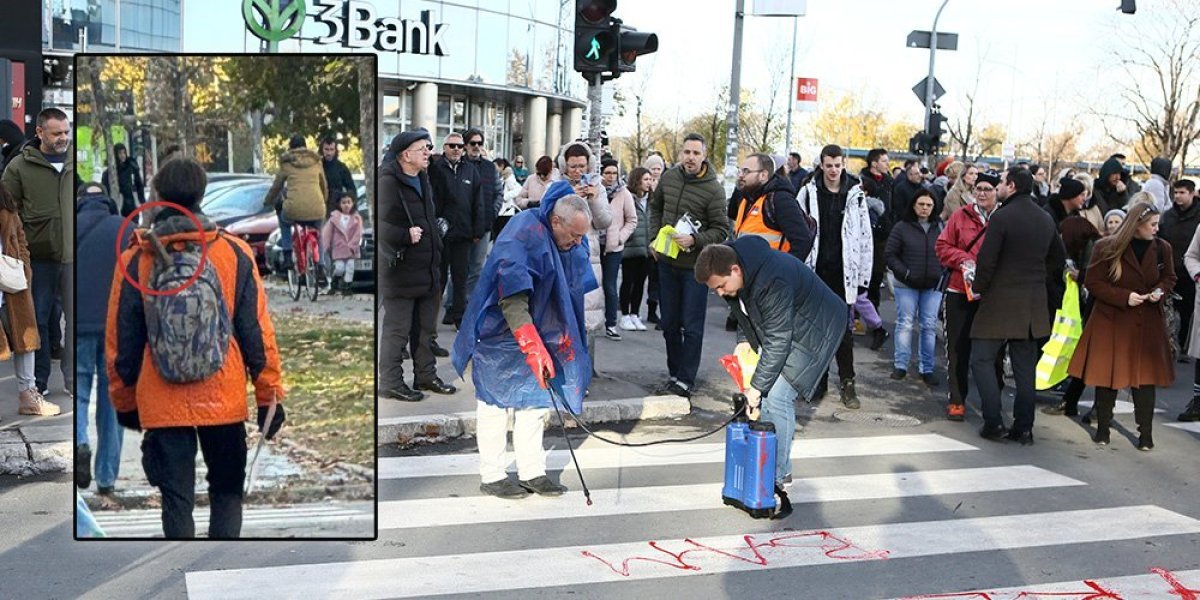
267, 312, 374, 468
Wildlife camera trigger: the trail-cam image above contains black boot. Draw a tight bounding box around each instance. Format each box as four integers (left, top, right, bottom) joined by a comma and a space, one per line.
1133, 388, 1155, 451
1092, 392, 1116, 445
340, 279, 353, 296
1178, 397, 1200, 422
207, 492, 243, 539
646, 302, 659, 324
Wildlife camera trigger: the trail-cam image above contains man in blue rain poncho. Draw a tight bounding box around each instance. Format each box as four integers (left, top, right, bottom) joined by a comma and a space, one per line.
453, 180, 611, 499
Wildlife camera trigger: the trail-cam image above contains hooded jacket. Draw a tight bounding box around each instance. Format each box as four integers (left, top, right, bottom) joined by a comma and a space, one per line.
726, 236, 845, 401
451, 180, 598, 413
428, 153, 486, 242
77, 192, 134, 335
602, 178, 638, 254
101, 155, 145, 217
730, 172, 814, 262
106, 213, 285, 429
378, 159, 442, 299
649, 158, 729, 270
885, 215, 945, 290
266, 148, 328, 222
797, 171, 873, 303
1093, 157, 1132, 214
2, 142, 75, 263
1142, 157, 1174, 213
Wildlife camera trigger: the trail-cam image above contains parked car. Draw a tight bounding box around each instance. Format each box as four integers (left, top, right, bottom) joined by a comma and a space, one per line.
223, 211, 277, 274
200, 177, 274, 227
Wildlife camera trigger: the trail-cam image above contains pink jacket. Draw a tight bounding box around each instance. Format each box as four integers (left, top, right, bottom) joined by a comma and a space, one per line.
321, 211, 364, 260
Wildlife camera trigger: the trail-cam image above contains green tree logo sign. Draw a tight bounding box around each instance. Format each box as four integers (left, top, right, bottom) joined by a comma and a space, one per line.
244, 0, 307, 47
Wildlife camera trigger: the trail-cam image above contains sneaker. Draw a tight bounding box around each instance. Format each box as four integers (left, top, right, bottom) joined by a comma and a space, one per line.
619, 315, 637, 331
632, 316, 647, 331
604, 326, 622, 341
868, 327, 890, 351
1178, 397, 1200, 422
920, 372, 939, 387
946, 404, 966, 421
840, 379, 860, 409
18, 388, 61, 416
1137, 434, 1154, 451
519, 475, 567, 497
480, 478, 531, 499
890, 368, 907, 380
75, 444, 93, 489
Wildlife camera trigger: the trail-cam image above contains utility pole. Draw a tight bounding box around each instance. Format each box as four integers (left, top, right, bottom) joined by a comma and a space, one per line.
923, 0, 950, 168
784, 16, 798, 155
722, 0, 746, 196
588, 73, 604, 176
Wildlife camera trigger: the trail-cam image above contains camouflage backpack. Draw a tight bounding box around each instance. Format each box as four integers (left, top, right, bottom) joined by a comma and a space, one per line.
141, 230, 233, 384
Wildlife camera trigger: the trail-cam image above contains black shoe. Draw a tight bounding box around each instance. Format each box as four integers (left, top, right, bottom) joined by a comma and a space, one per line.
519, 475, 567, 496
1093, 428, 1110, 445
665, 381, 692, 398
1005, 428, 1034, 446
1178, 397, 1200, 422
429, 341, 450, 358
1137, 433, 1154, 451
442, 313, 455, 326
1042, 401, 1078, 416
890, 369, 907, 380
415, 378, 457, 395
51, 346, 63, 361
384, 383, 425, 402
869, 328, 890, 351
920, 372, 939, 387
75, 444, 92, 489
480, 478, 531, 499
340, 284, 353, 296
646, 305, 659, 324
840, 379, 860, 409
979, 423, 1009, 441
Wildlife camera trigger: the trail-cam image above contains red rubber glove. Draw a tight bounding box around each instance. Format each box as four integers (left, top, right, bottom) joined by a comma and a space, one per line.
513, 323, 555, 388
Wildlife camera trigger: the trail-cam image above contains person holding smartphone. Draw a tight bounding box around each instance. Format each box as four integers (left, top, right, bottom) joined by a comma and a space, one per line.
1068, 202, 1175, 450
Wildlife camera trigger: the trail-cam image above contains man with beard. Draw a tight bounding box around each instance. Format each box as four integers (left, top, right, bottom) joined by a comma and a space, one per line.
730, 153, 812, 262
320, 137, 356, 214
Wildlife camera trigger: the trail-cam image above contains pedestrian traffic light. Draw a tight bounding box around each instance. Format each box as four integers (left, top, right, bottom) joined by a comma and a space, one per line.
909, 132, 929, 156
926, 107, 948, 153
615, 24, 658, 73
574, 0, 618, 75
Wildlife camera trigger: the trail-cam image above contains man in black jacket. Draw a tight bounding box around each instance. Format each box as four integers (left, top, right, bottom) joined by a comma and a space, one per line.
729, 153, 813, 262
101, 143, 144, 218
379, 129, 456, 402
696, 238, 844, 488
428, 131, 485, 328
1159, 179, 1200, 351
321, 137, 356, 213
463, 128, 501, 300
860, 148, 894, 314
970, 167, 1066, 445
891, 161, 929, 220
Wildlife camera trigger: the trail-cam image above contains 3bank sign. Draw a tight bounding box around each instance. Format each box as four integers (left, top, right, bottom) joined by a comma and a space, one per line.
243, 0, 449, 55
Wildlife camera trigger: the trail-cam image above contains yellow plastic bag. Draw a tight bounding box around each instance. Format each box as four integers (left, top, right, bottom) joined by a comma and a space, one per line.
652, 226, 682, 259
736, 344, 759, 390
1035, 276, 1083, 390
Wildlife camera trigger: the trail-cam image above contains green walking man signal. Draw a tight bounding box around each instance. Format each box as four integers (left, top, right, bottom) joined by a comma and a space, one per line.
586, 37, 601, 61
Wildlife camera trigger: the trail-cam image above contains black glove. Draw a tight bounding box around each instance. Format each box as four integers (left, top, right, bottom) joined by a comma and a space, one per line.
257, 404, 286, 440
116, 410, 141, 431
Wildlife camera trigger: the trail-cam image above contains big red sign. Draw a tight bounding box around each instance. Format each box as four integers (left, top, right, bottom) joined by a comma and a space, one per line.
796, 77, 818, 102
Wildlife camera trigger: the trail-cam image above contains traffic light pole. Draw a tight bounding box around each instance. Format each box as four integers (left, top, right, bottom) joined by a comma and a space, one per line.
923, 0, 950, 167
722, 0, 746, 197
587, 73, 604, 176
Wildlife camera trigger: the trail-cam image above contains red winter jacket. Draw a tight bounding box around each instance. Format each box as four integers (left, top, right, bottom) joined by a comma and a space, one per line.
935, 203, 991, 294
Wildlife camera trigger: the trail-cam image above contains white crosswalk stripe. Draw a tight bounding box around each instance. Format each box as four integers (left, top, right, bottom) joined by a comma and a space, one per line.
98, 503, 373, 538
880, 569, 1200, 600
184, 431, 1200, 599
1165, 421, 1200, 434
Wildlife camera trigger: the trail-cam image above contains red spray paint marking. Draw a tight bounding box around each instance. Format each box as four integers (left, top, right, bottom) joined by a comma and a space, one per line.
581, 530, 890, 577
900, 568, 1196, 600
557, 332, 576, 362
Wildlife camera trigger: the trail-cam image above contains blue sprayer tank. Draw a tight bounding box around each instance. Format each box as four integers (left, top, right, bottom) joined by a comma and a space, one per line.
722, 393, 778, 518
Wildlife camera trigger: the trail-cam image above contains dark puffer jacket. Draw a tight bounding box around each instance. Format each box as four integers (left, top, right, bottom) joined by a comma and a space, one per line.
428, 154, 485, 242
1158, 197, 1200, 278
77, 192, 133, 335
378, 159, 442, 299
729, 172, 814, 262
885, 218, 945, 289
649, 161, 730, 269
726, 236, 846, 401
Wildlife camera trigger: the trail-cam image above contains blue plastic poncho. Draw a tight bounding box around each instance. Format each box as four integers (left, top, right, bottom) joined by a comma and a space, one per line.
451, 181, 598, 413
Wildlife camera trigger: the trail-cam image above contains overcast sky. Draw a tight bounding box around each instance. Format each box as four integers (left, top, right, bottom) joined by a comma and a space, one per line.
606, 0, 1161, 157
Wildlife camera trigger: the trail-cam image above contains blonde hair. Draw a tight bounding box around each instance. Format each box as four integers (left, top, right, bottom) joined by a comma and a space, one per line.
1127, 191, 1155, 210
1074, 172, 1094, 197
944, 161, 965, 181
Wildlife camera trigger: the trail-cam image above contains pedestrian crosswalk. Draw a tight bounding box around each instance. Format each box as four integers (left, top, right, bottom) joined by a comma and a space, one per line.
96, 502, 374, 538
185, 430, 1200, 599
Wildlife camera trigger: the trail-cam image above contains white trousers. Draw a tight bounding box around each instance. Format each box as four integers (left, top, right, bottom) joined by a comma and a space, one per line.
476, 400, 549, 483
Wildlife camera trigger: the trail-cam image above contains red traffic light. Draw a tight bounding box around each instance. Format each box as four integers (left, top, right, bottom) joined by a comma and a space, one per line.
578, 0, 617, 24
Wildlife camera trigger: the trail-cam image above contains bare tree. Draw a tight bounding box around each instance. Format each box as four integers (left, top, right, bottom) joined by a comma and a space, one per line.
947, 51, 987, 161
1096, 0, 1200, 169
79, 56, 121, 204
358, 57, 375, 226
741, 49, 790, 153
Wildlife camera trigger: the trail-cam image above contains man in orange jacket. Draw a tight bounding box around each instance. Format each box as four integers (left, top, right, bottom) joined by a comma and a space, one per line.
106, 158, 286, 539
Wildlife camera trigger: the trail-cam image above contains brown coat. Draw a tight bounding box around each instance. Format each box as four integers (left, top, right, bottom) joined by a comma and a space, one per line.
1068, 237, 1176, 389
0, 208, 38, 360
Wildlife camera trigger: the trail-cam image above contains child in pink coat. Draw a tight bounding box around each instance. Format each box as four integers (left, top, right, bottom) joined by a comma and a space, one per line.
320, 193, 364, 295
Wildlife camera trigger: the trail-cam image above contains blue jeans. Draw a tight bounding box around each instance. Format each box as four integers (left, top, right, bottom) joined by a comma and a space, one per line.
601, 250, 623, 328
75, 333, 123, 489
276, 208, 322, 253
759, 377, 798, 484
893, 285, 942, 374
30, 260, 60, 391
657, 261, 709, 387
445, 235, 491, 312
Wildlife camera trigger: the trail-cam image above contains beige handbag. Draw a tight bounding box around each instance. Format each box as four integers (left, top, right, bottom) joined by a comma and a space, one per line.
0, 254, 28, 294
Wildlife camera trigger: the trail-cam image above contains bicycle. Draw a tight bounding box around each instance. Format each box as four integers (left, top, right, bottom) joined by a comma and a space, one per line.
286, 222, 324, 302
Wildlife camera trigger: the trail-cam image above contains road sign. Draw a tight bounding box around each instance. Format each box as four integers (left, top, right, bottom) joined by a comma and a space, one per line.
794, 77, 818, 112
912, 76, 945, 106
907, 30, 959, 50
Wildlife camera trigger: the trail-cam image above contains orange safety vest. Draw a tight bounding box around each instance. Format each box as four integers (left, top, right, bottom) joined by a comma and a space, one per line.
734, 193, 790, 253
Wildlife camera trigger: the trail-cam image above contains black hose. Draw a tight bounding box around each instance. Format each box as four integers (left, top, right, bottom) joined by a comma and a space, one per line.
549, 385, 745, 448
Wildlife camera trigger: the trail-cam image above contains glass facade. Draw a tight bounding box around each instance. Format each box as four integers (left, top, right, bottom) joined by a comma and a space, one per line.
44, 0, 181, 52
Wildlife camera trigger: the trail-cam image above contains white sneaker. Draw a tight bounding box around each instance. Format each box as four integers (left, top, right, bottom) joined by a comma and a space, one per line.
632, 316, 648, 331
619, 315, 637, 331
604, 326, 623, 341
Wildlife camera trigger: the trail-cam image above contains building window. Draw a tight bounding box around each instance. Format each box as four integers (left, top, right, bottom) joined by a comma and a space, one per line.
436, 95, 467, 143
381, 92, 412, 151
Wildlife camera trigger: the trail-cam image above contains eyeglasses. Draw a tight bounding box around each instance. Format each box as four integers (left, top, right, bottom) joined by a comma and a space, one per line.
974, 186, 995, 193
467, 140, 484, 146
445, 143, 463, 149
738, 168, 765, 176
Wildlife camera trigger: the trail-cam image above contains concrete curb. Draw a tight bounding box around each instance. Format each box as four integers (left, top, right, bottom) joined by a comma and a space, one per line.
380, 395, 693, 448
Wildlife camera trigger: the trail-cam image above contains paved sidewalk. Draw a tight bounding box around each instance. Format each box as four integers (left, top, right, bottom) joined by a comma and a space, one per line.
0, 357, 71, 476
